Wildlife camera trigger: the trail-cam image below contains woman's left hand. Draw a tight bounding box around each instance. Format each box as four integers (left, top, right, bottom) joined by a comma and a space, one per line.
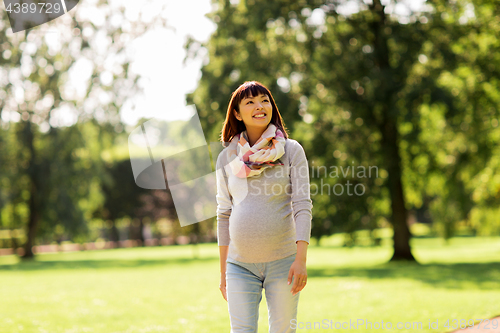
287, 259, 307, 296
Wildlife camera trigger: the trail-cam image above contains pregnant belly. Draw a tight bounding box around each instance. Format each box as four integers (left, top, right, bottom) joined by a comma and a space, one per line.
229, 210, 291, 249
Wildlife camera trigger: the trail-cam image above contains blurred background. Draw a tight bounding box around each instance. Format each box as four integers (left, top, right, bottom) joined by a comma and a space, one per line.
1, 0, 499, 332
1, 0, 499, 259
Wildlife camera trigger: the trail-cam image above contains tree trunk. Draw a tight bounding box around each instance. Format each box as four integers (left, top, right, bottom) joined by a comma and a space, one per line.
11, 232, 18, 251
384, 120, 415, 261
191, 222, 200, 259
109, 221, 121, 246
371, 0, 415, 261
21, 120, 39, 259
139, 217, 145, 247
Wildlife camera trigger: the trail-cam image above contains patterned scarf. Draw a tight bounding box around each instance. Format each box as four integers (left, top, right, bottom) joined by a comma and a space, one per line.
226, 123, 286, 178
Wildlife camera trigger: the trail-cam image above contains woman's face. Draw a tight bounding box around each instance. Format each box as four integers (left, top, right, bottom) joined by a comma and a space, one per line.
233, 93, 273, 130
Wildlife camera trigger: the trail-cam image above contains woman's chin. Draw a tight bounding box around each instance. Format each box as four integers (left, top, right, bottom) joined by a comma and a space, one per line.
248, 122, 271, 129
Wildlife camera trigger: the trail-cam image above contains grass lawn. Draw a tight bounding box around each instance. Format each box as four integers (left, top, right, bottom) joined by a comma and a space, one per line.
0, 236, 499, 333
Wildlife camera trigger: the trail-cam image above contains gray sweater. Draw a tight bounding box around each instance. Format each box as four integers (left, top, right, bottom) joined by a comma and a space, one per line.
216, 138, 313, 263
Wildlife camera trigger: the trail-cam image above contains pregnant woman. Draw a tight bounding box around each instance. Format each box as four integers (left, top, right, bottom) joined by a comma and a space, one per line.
215, 81, 313, 333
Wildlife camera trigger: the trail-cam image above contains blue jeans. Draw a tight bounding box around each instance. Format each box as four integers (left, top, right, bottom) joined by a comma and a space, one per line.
226, 253, 300, 333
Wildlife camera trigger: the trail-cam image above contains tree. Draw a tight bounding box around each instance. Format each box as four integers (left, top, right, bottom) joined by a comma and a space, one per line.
92, 157, 178, 246
0, 0, 169, 258
185, 0, 500, 261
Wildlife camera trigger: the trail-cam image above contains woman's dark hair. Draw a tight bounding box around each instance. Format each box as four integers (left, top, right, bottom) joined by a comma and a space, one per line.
220, 81, 289, 146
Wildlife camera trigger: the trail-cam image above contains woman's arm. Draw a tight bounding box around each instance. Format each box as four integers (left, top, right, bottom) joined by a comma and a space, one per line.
219, 245, 229, 301
295, 240, 308, 263
219, 246, 229, 272
216, 152, 232, 247
288, 140, 313, 295
289, 141, 313, 250
288, 240, 308, 296
216, 151, 232, 302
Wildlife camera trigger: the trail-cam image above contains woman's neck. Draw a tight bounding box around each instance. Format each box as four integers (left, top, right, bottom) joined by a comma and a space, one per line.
246, 127, 265, 147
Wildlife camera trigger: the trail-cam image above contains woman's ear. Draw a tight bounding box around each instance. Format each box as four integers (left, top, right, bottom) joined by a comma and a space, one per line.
234, 109, 241, 121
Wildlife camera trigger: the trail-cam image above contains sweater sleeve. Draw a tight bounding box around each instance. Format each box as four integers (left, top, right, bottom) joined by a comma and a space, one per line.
216, 150, 232, 246
289, 141, 313, 244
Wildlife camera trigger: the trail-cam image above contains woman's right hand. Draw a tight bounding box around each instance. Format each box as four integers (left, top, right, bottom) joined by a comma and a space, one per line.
219, 246, 229, 302
220, 274, 228, 302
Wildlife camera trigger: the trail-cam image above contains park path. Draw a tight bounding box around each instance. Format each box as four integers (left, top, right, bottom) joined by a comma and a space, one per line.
449, 316, 500, 333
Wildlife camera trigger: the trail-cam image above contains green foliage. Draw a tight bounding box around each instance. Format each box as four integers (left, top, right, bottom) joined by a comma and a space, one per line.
0, 0, 169, 252
185, 0, 500, 246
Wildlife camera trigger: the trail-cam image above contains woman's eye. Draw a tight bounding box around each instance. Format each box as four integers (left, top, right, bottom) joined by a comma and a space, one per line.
246, 99, 268, 104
